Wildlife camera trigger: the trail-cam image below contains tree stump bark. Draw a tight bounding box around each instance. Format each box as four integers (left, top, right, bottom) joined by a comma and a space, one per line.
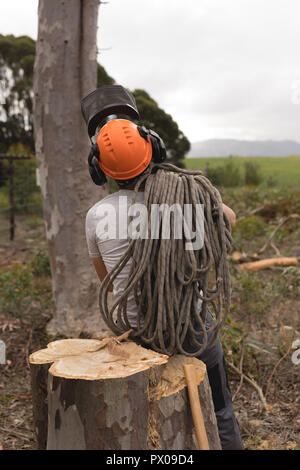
29, 338, 221, 450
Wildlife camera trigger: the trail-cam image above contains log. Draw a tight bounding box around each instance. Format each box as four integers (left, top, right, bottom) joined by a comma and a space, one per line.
29, 338, 221, 450
238, 257, 299, 272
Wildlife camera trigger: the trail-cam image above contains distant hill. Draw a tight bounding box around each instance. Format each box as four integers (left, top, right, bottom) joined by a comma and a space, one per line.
187, 139, 300, 158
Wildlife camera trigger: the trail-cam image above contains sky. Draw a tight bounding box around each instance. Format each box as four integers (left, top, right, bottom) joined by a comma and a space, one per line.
0, 0, 300, 143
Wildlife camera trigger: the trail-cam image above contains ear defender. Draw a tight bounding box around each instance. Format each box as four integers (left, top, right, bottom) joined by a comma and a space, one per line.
87, 122, 167, 187
137, 126, 167, 163
81, 86, 168, 185
88, 143, 107, 186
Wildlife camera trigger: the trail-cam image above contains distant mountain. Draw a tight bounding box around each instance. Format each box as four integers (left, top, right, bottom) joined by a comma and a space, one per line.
187, 139, 300, 158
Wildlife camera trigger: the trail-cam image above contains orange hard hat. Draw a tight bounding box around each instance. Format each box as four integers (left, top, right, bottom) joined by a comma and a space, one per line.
96, 119, 152, 180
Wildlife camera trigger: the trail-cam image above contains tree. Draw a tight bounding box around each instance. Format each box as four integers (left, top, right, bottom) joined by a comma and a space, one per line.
34, 0, 106, 337
0, 34, 35, 153
97, 63, 115, 87
133, 89, 190, 167
96, 67, 191, 166
0, 36, 190, 168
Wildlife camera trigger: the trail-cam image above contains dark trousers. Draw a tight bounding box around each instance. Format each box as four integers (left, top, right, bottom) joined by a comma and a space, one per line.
183, 312, 244, 450
120, 313, 244, 450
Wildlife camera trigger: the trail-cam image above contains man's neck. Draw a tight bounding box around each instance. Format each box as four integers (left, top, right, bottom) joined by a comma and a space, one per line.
117, 182, 146, 191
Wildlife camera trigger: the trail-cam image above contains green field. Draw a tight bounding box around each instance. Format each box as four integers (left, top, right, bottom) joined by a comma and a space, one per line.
184, 155, 300, 187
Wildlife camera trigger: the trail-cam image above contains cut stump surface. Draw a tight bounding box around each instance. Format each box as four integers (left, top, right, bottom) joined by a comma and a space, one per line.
29, 338, 221, 450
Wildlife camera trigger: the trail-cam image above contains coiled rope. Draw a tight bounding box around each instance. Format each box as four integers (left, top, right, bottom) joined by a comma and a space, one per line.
99, 163, 232, 357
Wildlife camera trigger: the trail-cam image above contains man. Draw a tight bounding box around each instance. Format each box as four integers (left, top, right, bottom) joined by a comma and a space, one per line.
85, 118, 243, 450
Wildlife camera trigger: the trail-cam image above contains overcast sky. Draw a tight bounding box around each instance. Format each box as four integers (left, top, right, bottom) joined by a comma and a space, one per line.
0, 0, 300, 143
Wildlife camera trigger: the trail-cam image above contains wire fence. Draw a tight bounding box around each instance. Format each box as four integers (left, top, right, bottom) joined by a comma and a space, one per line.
0, 154, 42, 240
0, 203, 43, 232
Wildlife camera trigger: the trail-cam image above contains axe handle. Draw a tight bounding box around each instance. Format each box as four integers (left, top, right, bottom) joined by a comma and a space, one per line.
183, 364, 210, 450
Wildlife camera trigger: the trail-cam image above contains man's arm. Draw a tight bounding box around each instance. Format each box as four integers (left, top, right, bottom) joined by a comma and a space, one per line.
222, 203, 236, 228
91, 256, 113, 292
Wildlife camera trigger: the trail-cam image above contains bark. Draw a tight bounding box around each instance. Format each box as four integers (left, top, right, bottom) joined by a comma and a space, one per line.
29, 339, 221, 450
34, 0, 107, 337
30, 363, 49, 449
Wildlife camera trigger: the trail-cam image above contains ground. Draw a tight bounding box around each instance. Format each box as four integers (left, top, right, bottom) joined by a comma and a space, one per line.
0, 181, 299, 450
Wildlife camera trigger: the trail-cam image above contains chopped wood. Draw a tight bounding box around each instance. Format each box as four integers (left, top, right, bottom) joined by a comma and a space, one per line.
29, 338, 221, 450
231, 251, 260, 263
239, 257, 298, 272
29, 338, 168, 381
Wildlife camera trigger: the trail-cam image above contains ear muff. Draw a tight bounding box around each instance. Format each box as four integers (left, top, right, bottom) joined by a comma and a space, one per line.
88, 125, 167, 186
148, 129, 167, 163
88, 143, 107, 186
138, 126, 166, 164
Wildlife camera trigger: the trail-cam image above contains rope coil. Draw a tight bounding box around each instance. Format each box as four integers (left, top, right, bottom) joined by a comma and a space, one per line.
99, 163, 232, 356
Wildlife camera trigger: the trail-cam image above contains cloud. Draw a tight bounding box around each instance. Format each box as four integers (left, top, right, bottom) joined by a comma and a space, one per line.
0, 0, 299, 142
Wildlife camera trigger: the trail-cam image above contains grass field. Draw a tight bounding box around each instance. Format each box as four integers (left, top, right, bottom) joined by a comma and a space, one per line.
185, 155, 300, 187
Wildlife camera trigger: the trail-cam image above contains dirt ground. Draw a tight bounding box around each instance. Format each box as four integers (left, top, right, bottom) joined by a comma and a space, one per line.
0, 205, 299, 451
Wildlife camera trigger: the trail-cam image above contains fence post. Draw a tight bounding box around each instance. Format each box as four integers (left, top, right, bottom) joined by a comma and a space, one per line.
0, 154, 31, 241
9, 158, 15, 241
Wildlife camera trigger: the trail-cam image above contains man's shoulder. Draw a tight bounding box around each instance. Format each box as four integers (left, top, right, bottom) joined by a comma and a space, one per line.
88, 192, 120, 211
86, 192, 123, 221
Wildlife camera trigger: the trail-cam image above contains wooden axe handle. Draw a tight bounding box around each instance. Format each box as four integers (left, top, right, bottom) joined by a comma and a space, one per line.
183, 364, 210, 450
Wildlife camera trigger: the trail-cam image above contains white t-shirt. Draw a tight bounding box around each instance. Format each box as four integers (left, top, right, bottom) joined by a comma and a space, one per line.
85, 190, 145, 327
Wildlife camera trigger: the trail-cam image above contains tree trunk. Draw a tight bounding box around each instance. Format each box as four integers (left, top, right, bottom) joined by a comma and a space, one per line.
34, 0, 107, 337
29, 339, 221, 450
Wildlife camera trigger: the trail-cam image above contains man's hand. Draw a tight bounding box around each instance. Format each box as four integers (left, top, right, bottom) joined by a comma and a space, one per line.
222, 204, 236, 228
92, 256, 113, 292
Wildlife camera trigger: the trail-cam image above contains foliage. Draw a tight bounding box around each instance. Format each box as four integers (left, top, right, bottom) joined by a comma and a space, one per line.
133, 89, 190, 167
97, 63, 115, 86
199, 158, 262, 187
205, 157, 242, 187
185, 155, 300, 187
0, 258, 52, 323
13, 160, 38, 211
0, 264, 35, 320
232, 216, 267, 251
24, 216, 44, 230
273, 267, 300, 299
0, 189, 8, 210
236, 272, 272, 315
96, 63, 191, 166
244, 161, 262, 186
30, 248, 51, 277
0, 34, 35, 153
0, 143, 40, 213
221, 317, 259, 379
0, 34, 190, 169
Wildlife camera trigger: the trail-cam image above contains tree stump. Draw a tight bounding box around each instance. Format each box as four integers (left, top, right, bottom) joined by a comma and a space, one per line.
29, 338, 221, 450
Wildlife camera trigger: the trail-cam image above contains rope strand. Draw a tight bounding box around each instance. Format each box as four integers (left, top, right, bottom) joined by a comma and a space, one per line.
99, 163, 232, 356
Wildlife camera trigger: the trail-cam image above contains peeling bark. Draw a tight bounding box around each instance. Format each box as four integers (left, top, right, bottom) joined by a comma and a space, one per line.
30, 339, 221, 450
34, 0, 107, 336
30, 363, 49, 449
